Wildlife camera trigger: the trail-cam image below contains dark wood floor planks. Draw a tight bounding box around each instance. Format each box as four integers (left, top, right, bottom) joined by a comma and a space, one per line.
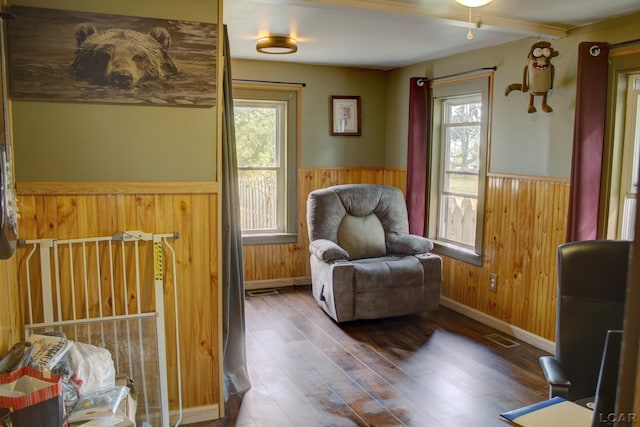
187, 285, 550, 427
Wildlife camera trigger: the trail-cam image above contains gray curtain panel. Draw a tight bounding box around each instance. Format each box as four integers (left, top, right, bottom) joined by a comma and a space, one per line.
221, 25, 251, 400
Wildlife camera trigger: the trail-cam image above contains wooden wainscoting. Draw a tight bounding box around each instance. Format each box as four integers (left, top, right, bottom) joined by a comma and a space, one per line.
244, 167, 568, 343
0, 257, 20, 354
15, 190, 221, 412
442, 174, 569, 341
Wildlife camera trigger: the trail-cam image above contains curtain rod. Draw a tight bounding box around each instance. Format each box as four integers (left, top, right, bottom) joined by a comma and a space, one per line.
416, 66, 497, 86
232, 78, 306, 87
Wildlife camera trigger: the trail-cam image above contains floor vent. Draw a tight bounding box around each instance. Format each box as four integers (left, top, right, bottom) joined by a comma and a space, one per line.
485, 333, 520, 348
247, 288, 280, 297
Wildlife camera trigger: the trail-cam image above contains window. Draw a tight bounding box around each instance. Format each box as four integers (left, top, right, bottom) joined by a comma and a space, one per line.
428, 75, 491, 266
618, 73, 640, 240
233, 86, 299, 245
603, 50, 640, 240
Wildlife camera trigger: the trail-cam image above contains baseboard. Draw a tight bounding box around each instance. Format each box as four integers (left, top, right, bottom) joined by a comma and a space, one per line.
245, 276, 311, 291
170, 404, 220, 424
439, 296, 555, 354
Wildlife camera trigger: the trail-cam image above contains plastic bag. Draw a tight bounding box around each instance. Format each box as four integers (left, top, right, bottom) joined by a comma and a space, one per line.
67, 342, 115, 395
67, 386, 129, 423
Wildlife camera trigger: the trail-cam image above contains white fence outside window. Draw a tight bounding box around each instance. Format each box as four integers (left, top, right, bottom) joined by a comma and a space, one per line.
238, 174, 276, 231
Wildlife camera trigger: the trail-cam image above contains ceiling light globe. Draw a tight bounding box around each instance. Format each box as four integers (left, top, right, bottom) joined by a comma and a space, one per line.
455, 0, 492, 7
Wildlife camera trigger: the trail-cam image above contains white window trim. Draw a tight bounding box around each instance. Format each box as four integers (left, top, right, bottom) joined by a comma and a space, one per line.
617, 73, 640, 240
427, 74, 492, 266
233, 85, 300, 246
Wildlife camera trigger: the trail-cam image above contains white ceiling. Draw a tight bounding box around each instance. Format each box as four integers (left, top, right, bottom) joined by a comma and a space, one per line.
223, 0, 640, 70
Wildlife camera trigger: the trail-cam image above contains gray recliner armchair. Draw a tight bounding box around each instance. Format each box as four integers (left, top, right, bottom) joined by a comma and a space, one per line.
306, 184, 442, 322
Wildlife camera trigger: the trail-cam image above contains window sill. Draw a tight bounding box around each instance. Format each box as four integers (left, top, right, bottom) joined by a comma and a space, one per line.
242, 233, 298, 246
432, 241, 482, 267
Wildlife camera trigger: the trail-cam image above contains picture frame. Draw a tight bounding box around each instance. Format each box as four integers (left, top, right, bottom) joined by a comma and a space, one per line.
330, 95, 361, 136
7, 5, 217, 107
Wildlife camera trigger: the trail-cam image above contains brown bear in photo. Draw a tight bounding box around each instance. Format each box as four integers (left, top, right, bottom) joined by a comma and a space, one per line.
72, 24, 178, 88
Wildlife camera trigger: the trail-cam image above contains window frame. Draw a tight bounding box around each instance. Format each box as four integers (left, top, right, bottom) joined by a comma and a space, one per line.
427, 74, 492, 266
233, 84, 299, 245
616, 73, 639, 240
602, 51, 640, 240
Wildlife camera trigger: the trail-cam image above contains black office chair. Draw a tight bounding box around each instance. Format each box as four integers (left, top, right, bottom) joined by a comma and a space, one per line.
539, 240, 631, 401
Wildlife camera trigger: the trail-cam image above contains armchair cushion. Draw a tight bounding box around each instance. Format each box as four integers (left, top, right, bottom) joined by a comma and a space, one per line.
309, 239, 349, 262
386, 232, 434, 255
338, 214, 386, 259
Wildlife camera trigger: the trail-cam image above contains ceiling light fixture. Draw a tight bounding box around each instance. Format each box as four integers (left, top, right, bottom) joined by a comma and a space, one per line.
256, 36, 298, 54
455, 0, 492, 40
455, 0, 492, 6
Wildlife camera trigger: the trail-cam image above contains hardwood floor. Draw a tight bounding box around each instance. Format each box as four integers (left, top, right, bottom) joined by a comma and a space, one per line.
189, 285, 550, 427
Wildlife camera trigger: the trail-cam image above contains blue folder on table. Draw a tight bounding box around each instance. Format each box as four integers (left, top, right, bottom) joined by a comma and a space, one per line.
500, 396, 593, 426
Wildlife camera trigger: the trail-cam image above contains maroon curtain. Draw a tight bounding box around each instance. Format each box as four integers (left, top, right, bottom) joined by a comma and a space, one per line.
566, 42, 610, 242
406, 78, 430, 235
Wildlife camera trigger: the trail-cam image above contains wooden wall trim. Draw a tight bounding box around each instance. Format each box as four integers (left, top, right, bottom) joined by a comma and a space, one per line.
245, 276, 311, 291
610, 44, 640, 58
16, 181, 219, 195
171, 404, 220, 424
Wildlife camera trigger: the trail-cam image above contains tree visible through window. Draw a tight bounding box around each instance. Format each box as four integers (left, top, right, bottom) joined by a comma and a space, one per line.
439, 96, 481, 248
235, 100, 282, 232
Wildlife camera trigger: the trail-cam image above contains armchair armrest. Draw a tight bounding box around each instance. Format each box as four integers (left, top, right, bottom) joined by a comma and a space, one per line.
386, 233, 434, 255
539, 355, 571, 397
309, 239, 349, 261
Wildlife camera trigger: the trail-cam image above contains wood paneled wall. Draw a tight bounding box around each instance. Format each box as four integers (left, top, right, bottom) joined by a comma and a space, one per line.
442, 174, 569, 340
0, 257, 20, 353
11, 191, 220, 411
245, 167, 569, 342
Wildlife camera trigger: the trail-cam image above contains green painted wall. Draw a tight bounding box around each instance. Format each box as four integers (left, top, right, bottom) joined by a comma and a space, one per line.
11, 0, 218, 182
230, 59, 387, 168
385, 11, 640, 178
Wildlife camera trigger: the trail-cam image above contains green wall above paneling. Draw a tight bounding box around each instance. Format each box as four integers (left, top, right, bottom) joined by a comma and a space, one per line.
10, 0, 217, 23
384, 11, 640, 178
231, 59, 387, 168
13, 101, 216, 182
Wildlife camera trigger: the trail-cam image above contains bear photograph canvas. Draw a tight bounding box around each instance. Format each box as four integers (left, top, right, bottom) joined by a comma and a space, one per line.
7, 6, 217, 107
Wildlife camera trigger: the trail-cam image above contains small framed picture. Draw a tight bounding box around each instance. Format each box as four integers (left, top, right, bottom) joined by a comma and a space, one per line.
330, 96, 361, 136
